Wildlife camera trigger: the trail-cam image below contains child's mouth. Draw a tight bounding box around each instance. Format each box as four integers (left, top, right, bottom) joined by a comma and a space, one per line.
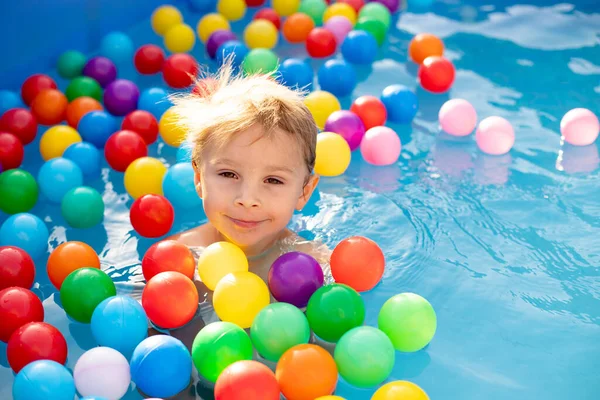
228, 217, 265, 229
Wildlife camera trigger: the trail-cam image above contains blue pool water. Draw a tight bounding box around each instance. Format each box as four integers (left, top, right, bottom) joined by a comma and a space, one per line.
1, 0, 600, 399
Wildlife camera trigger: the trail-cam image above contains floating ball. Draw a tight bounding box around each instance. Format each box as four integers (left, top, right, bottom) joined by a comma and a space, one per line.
121, 110, 159, 145
359, 2, 391, 29
63, 142, 102, 177
246, 0, 266, 6
7, 322, 68, 373
0, 132, 24, 170
142, 240, 195, 281
0, 108, 38, 144
176, 143, 193, 162
0, 213, 49, 260
104, 130, 148, 172
324, 110, 365, 151
74, 347, 131, 400
314, 132, 351, 176
439, 98, 477, 136
103, 79, 139, 116
371, 0, 398, 13
306, 28, 337, 58
304, 90, 341, 129
30, 89, 68, 125
409, 33, 444, 65
163, 53, 199, 88
372, 381, 430, 400
216, 40, 249, 71
361, 126, 401, 166
331, 236, 385, 291
134, 44, 165, 75
475, 116, 515, 155
100, 31, 134, 65
339, 0, 364, 13
214, 271, 270, 328
380, 84, 418, 124
77, 110, 117, 148
198, 13, 231, 42
277, 58, 313, 90
0, 246, 35, 290
124, 157, 167, 199
253, 8, 281, 29
151, 5, 183, 36
418, 55, 455, 93
207, 29, 237, 59
215, 360, 280, 400
299, 0, 328, 25
47, 241, 100, 290
12, 360, 75, 400
130, 194, 174, 238
61, 186, 105, 229
38, 158, 83, 203
323, 16, 353, 46
0, 169, 37, 214
268, 252, 324, 307
355, 17, 386, 46
282, 12, 314, 43
0, 90, 23, 116
21, 74, 57, 106
60, 267, 116, 323
560, 108, 599, 146
197, 242, 248, 291
164, 23, 196, 53
142, 271, 198, 329
317, 59, 357, 97
0, 287, 44, 342
324, 3, 357, 24
273, 0, 300, 16
243, 48, 279, 75
83, 57, 117, 88
244, 19, 278, 49
192, 77, 219, 97
57, 50, 87, 79
163, 162, 203, 209
218, 0, 247, 21
39, 125, 82, 161
139, 87, 173, 119
65, 96, 103, 128
341, 30, 378, 65
159, 107, 187, 146
66, 76, 102, 102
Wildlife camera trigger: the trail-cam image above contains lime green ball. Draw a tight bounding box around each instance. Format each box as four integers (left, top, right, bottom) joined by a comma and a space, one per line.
334, 326, 395, 388
60, 267, 116, 323
61, 186, 104, 229
305, 284, 365, 343
57, 50, 87, 79
0, 169, 38, 214
243, 49, 279, 75
192, 321, 253, 383
359, 3, 392, 30
66, 76, 102, 102
250, 303, 310, 362
299, 0, 327, 25
378, 292, 437, 352
355, 17, 387, 46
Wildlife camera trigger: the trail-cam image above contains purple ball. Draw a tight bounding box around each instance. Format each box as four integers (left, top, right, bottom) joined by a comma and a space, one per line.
103, 79, 140, 116
83, 56, 117, 88
268, 252, 324, 308
206, 30, 238, 60
372, 0, 400, 13
324, 110, 366, 151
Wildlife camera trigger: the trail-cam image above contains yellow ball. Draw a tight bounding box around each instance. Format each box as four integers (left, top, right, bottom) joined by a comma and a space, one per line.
159, 107, 187, 147
272, 0, 300, 16
243, 19, 278, 49
324, 3, 357, 25
151, 5, 183, 36
213, 271, 270, 329
124, 157, 167, 200
217, 0, 247, 21
314, 132, 351, 177
304, 90, 341, 129
198, 242, 249, 291
39, 125, 82, 161
371, 381, 429, 400
197, 13, 231, 43
164, 24, 196, 53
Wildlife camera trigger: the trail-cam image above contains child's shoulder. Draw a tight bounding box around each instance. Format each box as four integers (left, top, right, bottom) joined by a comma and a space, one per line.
167, 223, 218, 249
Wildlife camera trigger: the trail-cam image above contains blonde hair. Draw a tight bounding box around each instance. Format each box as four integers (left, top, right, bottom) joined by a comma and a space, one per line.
169, 61, 318, 175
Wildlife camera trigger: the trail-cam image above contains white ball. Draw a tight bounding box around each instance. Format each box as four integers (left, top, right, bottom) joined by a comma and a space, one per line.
73, 347, 131, 400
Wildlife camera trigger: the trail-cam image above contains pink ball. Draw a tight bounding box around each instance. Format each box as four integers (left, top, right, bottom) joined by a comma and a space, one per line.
360, 126, 401, 165
560, 108, 599, 146
324, 16, 353, 45
475, 116, 515, 155
439, 99, 477, 136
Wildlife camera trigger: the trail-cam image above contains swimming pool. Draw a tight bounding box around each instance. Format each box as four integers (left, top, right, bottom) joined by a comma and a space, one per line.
1, 0, 600, 399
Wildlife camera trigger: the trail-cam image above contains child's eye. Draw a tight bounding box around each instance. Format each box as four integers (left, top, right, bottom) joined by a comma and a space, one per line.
219, 171, 237, 179
265, 177, 283, 185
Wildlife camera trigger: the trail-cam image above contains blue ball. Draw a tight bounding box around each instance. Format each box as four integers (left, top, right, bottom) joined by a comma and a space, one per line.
163, 163, 202, 209
138, 87, 173, 120
91, 296, 148, 359
380, 84, 419, 124
13, 360, 75, 400
189, 0, 217, 12
216, 40, 249, 71
78, 111, 119, 148
100, 31, 135, 65
317, 59, 357, 97
81, 398, 109, 400
341, 30, 378, 65
130, 335, 192, 398
176, 143, 193, 163
63, 142, 101, 177
277, 58, 314, 91
38, 158, 84, 203
0, 213, 49, 260
0, 89, 24, 115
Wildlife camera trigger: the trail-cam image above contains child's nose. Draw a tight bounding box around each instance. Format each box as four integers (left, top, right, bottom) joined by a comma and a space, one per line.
235, 184, 261, 208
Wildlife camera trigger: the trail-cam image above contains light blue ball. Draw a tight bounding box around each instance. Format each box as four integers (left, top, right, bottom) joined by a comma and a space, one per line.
341, 30, 378, 65
100, 31, 135, 65
130, 335, 192, 399
317, 59, 357, 97
81, 398, 109, 400
189, 0, 218, 12
13, 360, 75, 400
138, 87, 173, 120
216, 40, 249, 71
0, 213, 49, 260
63, 142, 101, 177
380, 84, 419, 124
38, 158, 84, 203
91, 296, 148, 359
0, 90, 24, 115
78, 111, 119, 148
163, 163, 202, 209
277, 58, 314, 91
176, 143, 193, 163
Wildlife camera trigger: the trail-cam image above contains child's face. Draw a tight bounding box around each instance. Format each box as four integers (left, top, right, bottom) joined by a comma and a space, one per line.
194, 124, 318, 253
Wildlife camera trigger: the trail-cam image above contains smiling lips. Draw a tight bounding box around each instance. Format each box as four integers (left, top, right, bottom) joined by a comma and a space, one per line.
228, 216, 266, 229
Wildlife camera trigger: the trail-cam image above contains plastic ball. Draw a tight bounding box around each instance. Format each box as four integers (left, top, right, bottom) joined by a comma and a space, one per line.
324, 110, 365, 151
378, 292, 436, 352
216, 40, 249, 71
176, 143, 193, 163
339, 0, 364, 12
83, 57, 117, 88
215, 360, 280, 400
277, 58, 313, 90
314, 132, 351, 176
268, 252, 324, 307
0, 132, 24, 170
12, 360, 75, 400
162, 162, 202, 209
250, 302, 310, 361
159, 107, 186, 146
324, 3, 356, 25
66, 76, 103, 102
163, 53, 199, 88
207, 29, 238, 59
355, 17, 386, 46
0, 246, 35, 290
0, 287, 44, 342
151, 5, 183, 36
0, 90, 24, 117
380, 84, 418, 124
409, 33, 444, 65
243, 48, 279, 75
30, 89, 68, 125
77, 110, 118, 148
38, 158, 83, 203
124, 157, 167, 199
143, 271, 198, 328
418, 55, 455, 93
273, 0, 300, 16
39, 125, 81, 161
0, 213, 49, 260
130, 194, 174, 238
246, 0, 266, 6
100, 31, 134, 65
130, 335, 192, 398
358, 3, 390, 28
64, 142, 101, 177
282, 13, 314, 43
372, 381, 430, 400
560, 108, 599, 146
120, 111, 158, 145
306, 28, 337, 58
214, 271, 270, 328
142, 240, 195, 281
196, 242, 248, 290
164, 23, 196, 53
218, 0, 247, 21
299, 0, 328, 25
276, 344, 338, 400
21, 74, 57, 106
0, 108, 38, 144
475, 116, 515, 155
0, 169, 37, 214
341, 30, 378, 65
57, 50, 87, 79
317, 59, 357, 97
103, 79, 139, 116
74, 347, 131, 400
330, 236, 384, 291
197, 13, 231, 42
104, 130, 148, 172
323, 16, 353, 49
244, 19, 278, 49
139, 87, 173, 119
438, 99, 477, 136
361, 126, 401, 166
65, 96, 103, 128
61, 186, 105, 229
47, 241, 100, 290
253, 8, 281, 29
192, 77, 219, 97
7, 322, 68, 373
371, 0, 398, 12
306, 283, 365, 342
134, 44, 165, 75
60, 267, 116, 323
304, 90, 341, 129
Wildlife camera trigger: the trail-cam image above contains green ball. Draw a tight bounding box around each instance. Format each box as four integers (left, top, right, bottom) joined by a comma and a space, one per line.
60, 267, 116, 323
334, 326, 395, 388
66, 76, 102, 102
0, 169, 38, 214
191, 321, 253, 383
57, 50, 87, 80
250, 303, 310, 362
355, 17, 388, 46
299, 0, 327, 25
243, 49, 279, 75
359, 3, 392, 30
378, 292, 437, 352
305, 284, 365, 343
61, 186, 104, 229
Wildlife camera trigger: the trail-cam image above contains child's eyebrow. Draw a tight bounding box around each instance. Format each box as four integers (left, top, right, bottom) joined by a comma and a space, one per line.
211, 158, 296, 174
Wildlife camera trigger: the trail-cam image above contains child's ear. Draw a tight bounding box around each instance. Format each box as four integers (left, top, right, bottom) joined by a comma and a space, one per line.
193, 162, 203, 199
296, 174, 320, 210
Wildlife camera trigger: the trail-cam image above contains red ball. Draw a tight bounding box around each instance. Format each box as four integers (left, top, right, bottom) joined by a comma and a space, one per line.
306, 28, 337, 58
418, 56, 455, 94
0, 132, 25, 170
215, 360, 281, 400
104, 130, 148, 172
163, 54, 199, 89
330, 236, 385, 292
245, 0, 266, 7
0, 108, 38, 145
0, 246, 35, 290
339, 0, 365, 13
350, 95, 387, 130
142, 240, 195, 282
254, 8, 281, 30
7, 322, 68, 373
134, 44, 166, 75
142, 271, 198, 329
0, 287, 44, 343
21, 74, 57, 106
130, 194, 174, 238
122, 110, 159, 145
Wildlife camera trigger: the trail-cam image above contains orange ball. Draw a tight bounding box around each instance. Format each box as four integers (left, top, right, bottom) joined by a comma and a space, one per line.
282, 13, 315, 43
330, 236, 384, 292
47, 241, 101, 290
30, 89, 68, 125
66, 96, 103, 128
276, 344, 338, 400
408, 33, 444, 65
